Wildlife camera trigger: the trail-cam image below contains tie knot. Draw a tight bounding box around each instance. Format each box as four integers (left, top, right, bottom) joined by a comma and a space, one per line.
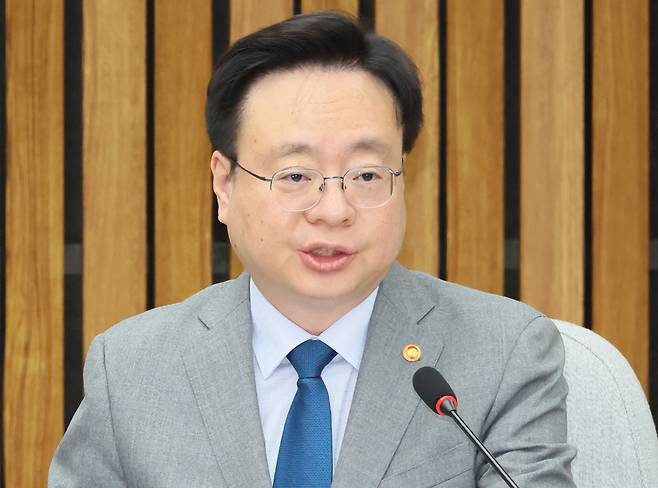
287, 340, 337, 379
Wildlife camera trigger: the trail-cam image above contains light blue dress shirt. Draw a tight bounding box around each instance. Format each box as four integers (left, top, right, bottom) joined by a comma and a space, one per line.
250, 279, 377, 481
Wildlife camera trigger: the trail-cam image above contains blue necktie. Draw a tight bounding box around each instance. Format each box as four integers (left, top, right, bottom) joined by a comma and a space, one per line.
273, 340, 337, 488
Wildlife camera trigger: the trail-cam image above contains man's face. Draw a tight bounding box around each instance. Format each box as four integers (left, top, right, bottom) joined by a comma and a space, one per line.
211, 68, 406, 310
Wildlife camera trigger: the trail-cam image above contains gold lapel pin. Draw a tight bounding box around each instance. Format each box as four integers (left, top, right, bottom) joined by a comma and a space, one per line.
402, 344, 422, 362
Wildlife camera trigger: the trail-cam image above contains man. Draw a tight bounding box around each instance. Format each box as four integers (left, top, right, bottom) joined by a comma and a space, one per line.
49, 12, 576, 487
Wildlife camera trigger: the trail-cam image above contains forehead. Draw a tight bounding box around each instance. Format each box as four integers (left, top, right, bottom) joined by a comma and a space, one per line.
237, 68, 402, 161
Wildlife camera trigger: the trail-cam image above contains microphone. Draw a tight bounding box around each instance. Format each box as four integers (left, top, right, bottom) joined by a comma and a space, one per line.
412, 367, 520, 488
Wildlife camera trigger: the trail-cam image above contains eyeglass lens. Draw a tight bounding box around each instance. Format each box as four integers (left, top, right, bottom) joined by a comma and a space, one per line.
271, 166, 396, 211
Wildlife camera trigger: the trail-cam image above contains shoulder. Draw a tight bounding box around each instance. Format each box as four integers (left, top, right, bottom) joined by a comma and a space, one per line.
384, 263, 558, 352
386, 262, 547, 326
92, 275, 249, 360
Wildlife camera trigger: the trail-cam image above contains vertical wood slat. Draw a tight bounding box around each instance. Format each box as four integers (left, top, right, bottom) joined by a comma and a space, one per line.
4, 1, 64, 486
228, 0, 294, 279
83, 1, 147, 352
302, 0, 358, 14
377, 0, 440, 276
446, 0, 504, 294
154, 0, 212, 307
520, 0, 584, 323
592, 0, 649, 389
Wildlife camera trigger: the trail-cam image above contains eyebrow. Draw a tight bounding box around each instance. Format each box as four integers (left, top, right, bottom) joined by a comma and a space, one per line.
271, 138, 392, 160
349, 138, 392, 157
272, 143, 314, 159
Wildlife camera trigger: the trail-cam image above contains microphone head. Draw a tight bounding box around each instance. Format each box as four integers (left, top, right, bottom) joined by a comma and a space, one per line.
412, 366, 458, 416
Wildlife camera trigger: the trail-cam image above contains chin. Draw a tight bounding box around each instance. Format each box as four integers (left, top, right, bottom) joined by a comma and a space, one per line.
292, 269, 383, 301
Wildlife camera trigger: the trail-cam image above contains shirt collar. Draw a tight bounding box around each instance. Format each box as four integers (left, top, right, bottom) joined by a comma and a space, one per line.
250, 278, 377, 380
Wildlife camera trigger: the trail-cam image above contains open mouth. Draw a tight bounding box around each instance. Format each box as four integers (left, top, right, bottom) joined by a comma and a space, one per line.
309, 248, 346, 257
300, 245, 355, 272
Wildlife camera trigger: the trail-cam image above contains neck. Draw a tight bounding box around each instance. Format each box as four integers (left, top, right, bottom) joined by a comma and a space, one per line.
252, 281, 379, 335
282, 300, 361, 335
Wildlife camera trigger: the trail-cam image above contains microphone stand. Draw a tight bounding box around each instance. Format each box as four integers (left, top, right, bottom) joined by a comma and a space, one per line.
446, 407, 520, 488
413, 368, 521, 488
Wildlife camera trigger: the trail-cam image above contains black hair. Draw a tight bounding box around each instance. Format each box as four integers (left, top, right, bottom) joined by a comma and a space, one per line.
205, 11, 423, 162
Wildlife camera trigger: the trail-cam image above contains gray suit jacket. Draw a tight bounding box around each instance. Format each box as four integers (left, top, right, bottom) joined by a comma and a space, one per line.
49, 263, 576, 487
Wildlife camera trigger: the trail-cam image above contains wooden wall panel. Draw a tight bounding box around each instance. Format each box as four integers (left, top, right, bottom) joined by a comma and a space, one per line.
520, 1, 584, 323
230, 0, 292, 40
377, 0, 440, 276
446, 0, 504, 293
592, 0, 649, 389
83, 1, 147, 351
228, 0, 293, 279
4, 2, 64, 486
154, 0, 212, 306
2, 8, 657, 488
302, 0, 358, 15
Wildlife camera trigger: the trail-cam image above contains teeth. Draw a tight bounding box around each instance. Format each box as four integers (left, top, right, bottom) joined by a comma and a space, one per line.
311, 248, 342, 257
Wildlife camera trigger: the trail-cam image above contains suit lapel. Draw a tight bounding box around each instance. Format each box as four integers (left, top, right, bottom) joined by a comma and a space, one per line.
180, 275, 271, 488
332, 264, 445, 488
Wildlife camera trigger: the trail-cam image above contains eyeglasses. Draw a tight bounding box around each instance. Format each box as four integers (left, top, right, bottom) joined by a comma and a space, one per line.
229, 158, 404, 212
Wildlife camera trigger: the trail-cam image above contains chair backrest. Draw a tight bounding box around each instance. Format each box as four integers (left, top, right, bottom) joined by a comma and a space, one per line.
553, 319, 658, 488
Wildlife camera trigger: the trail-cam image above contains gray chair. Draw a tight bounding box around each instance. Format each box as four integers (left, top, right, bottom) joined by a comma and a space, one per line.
553, 319, 658, 488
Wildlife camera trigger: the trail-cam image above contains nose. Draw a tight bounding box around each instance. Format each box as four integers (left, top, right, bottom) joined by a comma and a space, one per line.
305, 177, 355, 226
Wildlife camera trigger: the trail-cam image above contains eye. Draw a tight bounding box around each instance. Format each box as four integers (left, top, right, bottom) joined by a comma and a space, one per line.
352, 170, 383, 183
274, 169, 316, 186
286, 173, 305, 183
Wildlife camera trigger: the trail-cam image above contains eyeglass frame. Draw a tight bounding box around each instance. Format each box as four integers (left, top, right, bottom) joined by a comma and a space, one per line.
226, 157, 405, 211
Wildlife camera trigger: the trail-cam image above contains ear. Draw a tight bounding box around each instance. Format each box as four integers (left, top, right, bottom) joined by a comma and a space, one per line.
210, 150, 233, 224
